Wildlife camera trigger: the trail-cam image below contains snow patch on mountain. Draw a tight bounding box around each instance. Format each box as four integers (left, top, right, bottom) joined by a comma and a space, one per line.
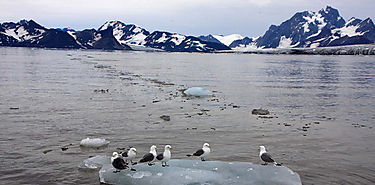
99, 21, 149, 46
303, 12, 327, 29
334, 25, 363, 37
212, 34, 244, 46
3, 26, 45, 42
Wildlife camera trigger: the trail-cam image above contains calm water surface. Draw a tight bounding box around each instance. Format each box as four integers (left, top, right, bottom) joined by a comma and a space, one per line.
0, 47, 374, 184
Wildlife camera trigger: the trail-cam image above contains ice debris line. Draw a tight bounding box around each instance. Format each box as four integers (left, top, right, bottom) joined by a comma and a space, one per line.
79, 138, 110, 148
80, 157, 301, 185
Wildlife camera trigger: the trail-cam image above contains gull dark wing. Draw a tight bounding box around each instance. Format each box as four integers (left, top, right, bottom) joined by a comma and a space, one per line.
156, 153, 164, 160
121, 151, 128, 158
261, 153, 275, 163
112, 158, 127, 170
140, 153, 154, 163
193, 149, 204, 156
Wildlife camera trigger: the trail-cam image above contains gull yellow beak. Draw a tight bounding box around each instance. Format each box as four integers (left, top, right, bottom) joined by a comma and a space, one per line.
170, 147, 174, 150
156, 149, 158, 152
208, 146, 211, 148
257, 148, 260, 151
112, 154, 115, 157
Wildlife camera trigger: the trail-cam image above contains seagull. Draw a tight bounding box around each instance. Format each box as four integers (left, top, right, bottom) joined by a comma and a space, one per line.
258, 146, 282, 166
111, 152, 135, 172
121, 147, 138, 165
186, 143, 211, 161
156, 145, 172, 167
139, 145, 158, 166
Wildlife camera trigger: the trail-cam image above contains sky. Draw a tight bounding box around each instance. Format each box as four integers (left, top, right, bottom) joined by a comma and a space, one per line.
0, 0, 374, 37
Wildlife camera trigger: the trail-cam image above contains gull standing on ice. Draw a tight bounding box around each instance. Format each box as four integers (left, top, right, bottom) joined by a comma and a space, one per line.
187, 143, 211, 161
156, 145, 173, 167
111, 152, 135, 172
139, 145, 158, 166
258, 146, 281, 166
121, 147, 138, 165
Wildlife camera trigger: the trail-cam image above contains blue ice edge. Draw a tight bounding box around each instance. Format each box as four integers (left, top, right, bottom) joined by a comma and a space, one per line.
79, 156, 302, 185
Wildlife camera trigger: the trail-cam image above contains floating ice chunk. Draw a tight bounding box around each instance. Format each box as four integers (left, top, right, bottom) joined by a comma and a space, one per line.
183, 87, 212, 97
79, 138, 110, 148
95, 158, 301, 185
78, 155, 110, 169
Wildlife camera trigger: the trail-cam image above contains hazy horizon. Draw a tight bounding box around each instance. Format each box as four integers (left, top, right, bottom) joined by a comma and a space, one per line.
1, 0, 374, 37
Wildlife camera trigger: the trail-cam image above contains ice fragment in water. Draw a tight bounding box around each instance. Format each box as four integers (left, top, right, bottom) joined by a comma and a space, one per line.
183, 87, 212, 97
79, 138, 110, 148
91, 158, 301, 185
78, 155, 110, 169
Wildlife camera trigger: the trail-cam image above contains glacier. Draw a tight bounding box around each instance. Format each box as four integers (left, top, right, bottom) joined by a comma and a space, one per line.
80, 156, 302, 185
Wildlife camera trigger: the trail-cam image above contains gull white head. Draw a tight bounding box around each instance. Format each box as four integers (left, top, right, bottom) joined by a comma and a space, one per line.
150, 145, 157, 152
203, 143, 211, 149
259, 146, 266, 154
165, 145, 173, 150
129, 147, 137, 154
111, 152, 119, 162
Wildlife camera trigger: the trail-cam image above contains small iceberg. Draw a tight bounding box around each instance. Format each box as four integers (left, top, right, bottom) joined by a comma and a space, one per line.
183, 87, 212, 97
80, 138, 110, 148
78, 155, 110, 169
80, 156, 301, 185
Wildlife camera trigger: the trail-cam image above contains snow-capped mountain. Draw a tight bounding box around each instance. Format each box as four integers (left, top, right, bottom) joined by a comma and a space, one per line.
98, 21, 150, 46
1, 7, 374, 52
0, 19, 127, 49
0, 20, 81, 49
71, 27, 131, 50
253, 6, 375, 49
0, 19, 228, 52
98, 21, 230, 52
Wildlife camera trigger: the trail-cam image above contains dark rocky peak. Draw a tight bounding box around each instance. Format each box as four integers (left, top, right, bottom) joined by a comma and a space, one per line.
229, 36, 255, 48
198, 34, 222, 44
356, 18, 375, 33
98, 26, 115, 37
34, 29, 81, 49
360, 18, 375, 27
358, 18, 375, 42
19, 19, 45, 30
1, 22, 19, 29
318, 6, 345, 28
98, 20, 125, 30
346, 17, 362, 27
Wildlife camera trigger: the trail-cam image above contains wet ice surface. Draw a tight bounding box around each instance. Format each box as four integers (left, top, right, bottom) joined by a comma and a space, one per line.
78, 155, 109, 169
183, 87, 213, 97
80, 156, 301, 185
80, 138, 110, 148
0, 48, 374, 184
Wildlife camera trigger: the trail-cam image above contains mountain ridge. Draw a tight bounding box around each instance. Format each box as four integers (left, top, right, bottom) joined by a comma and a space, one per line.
228, 6, 375, 50
1, 6, 374, 52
